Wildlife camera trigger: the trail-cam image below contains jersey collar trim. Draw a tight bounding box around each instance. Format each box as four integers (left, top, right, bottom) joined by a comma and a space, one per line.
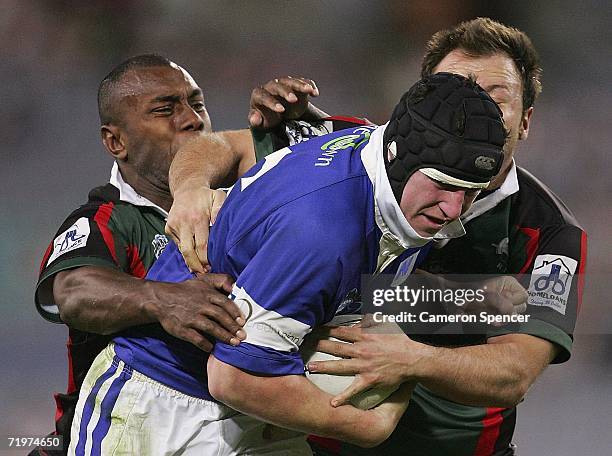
360, 124, 465, 250
109, 162, 169, 218
460, 160, 519, 223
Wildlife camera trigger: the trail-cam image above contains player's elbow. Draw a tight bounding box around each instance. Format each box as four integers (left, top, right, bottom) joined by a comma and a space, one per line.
57, 299, 80, 329
54, 270, 115, 335
355, 434, 388, 449
207, 355, 237, 404
58, 302, 114, 335
503, 375, 531, 407
346, 422, 394, 448
490, 370, 532, 408
208, 380, 229, 404
499, 353, 545, 407
494, 387, 528, 408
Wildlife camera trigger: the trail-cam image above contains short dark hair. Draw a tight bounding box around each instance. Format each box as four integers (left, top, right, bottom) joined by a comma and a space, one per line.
421, 17, 542, 113
98, 54, 173, 125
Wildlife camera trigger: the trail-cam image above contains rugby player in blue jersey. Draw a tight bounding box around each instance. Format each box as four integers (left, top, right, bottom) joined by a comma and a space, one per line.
68, 73, 507, 455
223, 19, 586, 456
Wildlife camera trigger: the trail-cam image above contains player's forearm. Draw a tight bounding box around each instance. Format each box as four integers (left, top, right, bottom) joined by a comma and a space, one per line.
416, 336, 554, 407
218, 130, 256, 178
207, 355, 404, 447
169, 131, 253, 197
53, 266, 160, 334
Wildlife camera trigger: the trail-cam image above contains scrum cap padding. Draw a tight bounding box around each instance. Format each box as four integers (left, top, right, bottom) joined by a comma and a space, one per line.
383, 72, 505, 202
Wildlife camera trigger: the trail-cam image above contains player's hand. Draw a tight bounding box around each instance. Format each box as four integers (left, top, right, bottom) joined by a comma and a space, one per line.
463, 275, 528, 320
306, 319, 429, 407
151, 273, 245, 352
248, 76, 319, 130
165, 185, 227, 273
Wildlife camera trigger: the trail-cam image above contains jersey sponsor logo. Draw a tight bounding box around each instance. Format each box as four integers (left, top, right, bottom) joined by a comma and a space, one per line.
47, 217, 90, 265
231, 285, 310, 352
315, 127, 373, 167
391, 252, 420, 287
152, 234, 169, 259
527, 254, 578, 315
230, 290, 254, 322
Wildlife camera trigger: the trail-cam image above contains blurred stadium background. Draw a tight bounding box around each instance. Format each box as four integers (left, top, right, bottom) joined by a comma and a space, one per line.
1, 1, 610, 454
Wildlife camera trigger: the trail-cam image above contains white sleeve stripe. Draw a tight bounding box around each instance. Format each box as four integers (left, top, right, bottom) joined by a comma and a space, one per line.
232, 285, 312, 352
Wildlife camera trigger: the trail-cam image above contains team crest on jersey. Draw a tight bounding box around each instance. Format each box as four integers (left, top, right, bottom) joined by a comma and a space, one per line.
527, 254, 577, 315
47, 217, 90, 265
152, 234, 169, 259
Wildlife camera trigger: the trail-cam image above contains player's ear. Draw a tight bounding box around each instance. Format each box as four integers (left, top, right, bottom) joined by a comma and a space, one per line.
518, 106, 533, 141
101, 124, 127, 161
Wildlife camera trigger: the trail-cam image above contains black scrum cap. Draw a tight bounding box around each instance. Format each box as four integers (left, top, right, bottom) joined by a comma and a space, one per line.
383, 72, 505, 203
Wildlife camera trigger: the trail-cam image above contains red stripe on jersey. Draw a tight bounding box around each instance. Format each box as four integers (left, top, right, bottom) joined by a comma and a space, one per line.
66, 336, 76, 393
94, 202, 118, 263
307, 435, 341, 454
39, 241, 54, 273
126, 244, 146, 278
474, 407, 505, 456
54, 335, 76, 425
518, 227, 540, 273
577, 231, 588, 314
53, 392, 64, 424
323, 115, 372, 125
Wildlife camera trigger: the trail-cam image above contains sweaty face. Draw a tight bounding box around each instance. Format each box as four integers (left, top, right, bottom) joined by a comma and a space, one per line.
115, 65, 212, 187
399, 171, 479, 237
434, 50, 532, 188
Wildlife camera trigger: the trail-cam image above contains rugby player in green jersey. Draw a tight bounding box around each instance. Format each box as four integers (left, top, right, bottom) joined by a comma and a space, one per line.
34, 54, 320, 455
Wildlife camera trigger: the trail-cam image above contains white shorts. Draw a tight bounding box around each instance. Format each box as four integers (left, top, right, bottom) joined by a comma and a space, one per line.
68, 344, 311, 456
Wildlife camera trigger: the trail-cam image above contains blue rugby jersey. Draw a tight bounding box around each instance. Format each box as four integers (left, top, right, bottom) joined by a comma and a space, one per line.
113, 124, 446, 400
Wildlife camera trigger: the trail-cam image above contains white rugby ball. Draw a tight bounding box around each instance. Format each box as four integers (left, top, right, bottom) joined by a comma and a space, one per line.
300, 315, 399, 410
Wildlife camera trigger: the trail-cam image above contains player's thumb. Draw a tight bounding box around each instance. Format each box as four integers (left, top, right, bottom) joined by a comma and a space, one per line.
331, 376, 369, 408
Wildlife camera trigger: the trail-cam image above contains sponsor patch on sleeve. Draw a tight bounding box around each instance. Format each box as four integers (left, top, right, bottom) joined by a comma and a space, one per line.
47, 217, 90, 266
527, 254, 578, 315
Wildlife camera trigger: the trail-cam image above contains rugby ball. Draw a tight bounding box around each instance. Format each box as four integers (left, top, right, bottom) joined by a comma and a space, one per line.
300, 315, 399, 410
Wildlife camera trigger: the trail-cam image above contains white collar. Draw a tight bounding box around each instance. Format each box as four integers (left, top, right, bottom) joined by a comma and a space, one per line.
109, 162, 168, 218
460, 160, 519, 223
360, 124, 465, 249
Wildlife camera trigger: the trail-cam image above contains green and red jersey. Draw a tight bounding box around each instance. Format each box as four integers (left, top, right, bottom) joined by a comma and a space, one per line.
34, 164, 168, 453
